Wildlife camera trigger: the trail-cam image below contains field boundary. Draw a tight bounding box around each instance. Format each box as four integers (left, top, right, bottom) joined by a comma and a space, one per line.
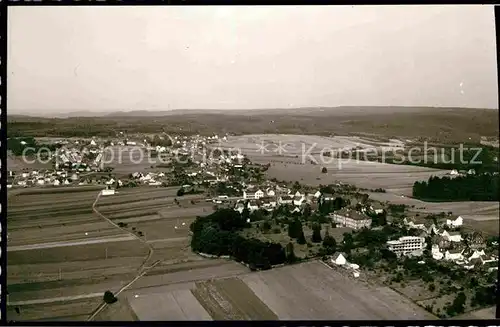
86, 191, 159, 321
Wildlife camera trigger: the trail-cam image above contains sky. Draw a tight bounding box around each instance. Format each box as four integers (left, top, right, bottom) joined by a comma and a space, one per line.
7, 5, 498, 113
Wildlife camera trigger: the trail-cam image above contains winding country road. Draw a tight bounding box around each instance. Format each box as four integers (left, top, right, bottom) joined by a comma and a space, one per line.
86, 191, 159, 321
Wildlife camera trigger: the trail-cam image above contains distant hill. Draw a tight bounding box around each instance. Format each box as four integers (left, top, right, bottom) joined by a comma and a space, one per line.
10, 106, 496, 119
7, 106, 499, 143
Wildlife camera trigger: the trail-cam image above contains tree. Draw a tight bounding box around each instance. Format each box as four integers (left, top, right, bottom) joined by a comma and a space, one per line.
322, 231, 337, 255
341, 232, 354, 252
103, 290, 117, 304
321, 167, 328, 173
288, 219, 302, 239
311, 223, 322, 243
261, 221, 272, 233
428, 283, 436, 292
447, 292, 466, 316
297, 230, 306, 245
303, 204, 312, 218
322, 233, 336, 249
285, 242, 297, 263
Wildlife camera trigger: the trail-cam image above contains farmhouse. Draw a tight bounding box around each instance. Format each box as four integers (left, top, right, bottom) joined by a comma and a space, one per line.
234, 202, 245, 214
330, 208, 371, 230
441, 230, 462, 243
260, 197, 277, 209
293, 195, 306, 206
444, 248, 464, 261
278, 195, 294, 205
446, 216, 463, 228
368, 202, 385, 215
247, 200, 260, 212
331, 252, 348, 266
386, 236, 426, 257
243, 189, 265, 200
101, 189, 115, 196
431, 244, 444, 260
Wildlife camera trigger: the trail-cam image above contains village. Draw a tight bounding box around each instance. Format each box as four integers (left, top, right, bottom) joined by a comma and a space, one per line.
7, 133, 499, 319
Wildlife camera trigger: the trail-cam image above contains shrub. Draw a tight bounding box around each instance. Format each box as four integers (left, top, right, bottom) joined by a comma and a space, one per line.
103, 290, 117, 304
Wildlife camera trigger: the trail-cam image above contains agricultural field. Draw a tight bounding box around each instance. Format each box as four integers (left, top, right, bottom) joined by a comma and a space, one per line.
192, 278, 277, 320
101, 145, 157, 174
367, 191, 499, 235
241, 261, 436, 320
220, 134, 448, 194
114, 261, 436, 321
6, 186, 217, 321
7, 154, 53, 172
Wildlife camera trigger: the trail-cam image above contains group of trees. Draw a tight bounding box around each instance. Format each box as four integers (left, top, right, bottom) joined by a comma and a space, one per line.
318, 196, 346, 215
190, 209, 287, 270
287, 219, 306, 244
8, 137, 61, 156
145, 135, 173, 147
413, 174, 499, 201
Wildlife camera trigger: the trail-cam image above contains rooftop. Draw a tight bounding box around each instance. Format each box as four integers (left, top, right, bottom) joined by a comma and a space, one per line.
334, 208, 371, 221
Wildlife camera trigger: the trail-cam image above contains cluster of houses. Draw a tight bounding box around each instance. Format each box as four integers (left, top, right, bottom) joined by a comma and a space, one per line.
387, 215, 498, 272
448, 169, 476, 177
7, 170, 84, 188
232, 185, 385, 231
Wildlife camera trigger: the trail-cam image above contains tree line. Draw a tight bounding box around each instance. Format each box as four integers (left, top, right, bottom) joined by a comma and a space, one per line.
8, 137, 61, 156
190, 209, 290, 270
413, 174, 499, 201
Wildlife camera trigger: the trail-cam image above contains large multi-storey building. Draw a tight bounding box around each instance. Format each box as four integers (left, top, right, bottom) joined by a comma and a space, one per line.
330, 208, 372, 230
387, 236, 426, 256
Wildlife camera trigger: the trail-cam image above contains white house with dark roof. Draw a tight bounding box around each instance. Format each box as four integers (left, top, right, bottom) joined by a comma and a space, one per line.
293, 195, 306, 207
330, 208, 372, 230
331, 252, 348, 265
445, 248, 464, 261
243, 189, 265, 200
278, 195, 294, 205
446, 216, 463, 228
441, 230, 462, 243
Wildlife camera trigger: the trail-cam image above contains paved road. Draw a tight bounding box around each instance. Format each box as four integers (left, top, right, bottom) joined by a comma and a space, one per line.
8, 235, 135, 252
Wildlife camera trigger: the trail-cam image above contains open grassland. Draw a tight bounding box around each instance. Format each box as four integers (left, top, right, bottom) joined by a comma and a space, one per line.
462, 218, 499, 236
102, 146, 157, 174
7, 154, 53, 172
221, 134, 449, 194
241, 261, 436, 320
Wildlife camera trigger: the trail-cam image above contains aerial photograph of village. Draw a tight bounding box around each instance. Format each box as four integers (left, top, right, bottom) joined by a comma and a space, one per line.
5, 5, 499, 322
